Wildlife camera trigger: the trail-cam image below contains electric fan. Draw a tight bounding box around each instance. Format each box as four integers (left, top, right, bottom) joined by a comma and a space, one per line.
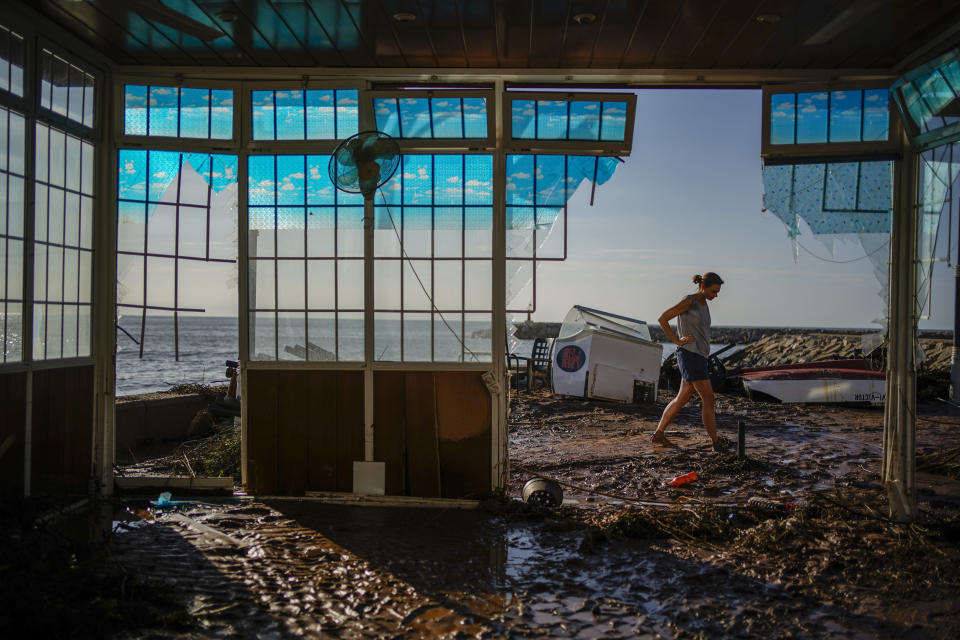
328, 131, 400, 199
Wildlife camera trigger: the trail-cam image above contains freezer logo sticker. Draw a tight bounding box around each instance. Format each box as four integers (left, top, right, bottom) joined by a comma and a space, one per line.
556, 345, 586, 372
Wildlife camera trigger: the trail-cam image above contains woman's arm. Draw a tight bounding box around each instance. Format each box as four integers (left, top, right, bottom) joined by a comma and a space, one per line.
658, 297, 695, 346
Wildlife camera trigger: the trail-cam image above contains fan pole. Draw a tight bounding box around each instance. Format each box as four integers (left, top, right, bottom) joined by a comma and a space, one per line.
363, 192, 375, 464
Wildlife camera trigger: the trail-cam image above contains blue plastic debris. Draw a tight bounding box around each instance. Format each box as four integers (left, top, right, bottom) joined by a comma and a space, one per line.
150, 491, 194, 510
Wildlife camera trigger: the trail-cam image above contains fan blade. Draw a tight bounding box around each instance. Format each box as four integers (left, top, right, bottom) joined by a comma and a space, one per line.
335, 145, 358, 167
338, 168, 359, 187
368, 137, 399, 158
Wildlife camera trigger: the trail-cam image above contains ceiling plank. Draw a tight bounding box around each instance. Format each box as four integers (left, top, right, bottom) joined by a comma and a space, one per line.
39, 0, 147, 64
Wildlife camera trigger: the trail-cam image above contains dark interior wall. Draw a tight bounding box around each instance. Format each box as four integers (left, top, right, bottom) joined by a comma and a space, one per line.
374, 371, 491, 499
245, 369, 492, 498
30, 365, 95, 495
0, 371, 27, 496
245, 369, 364, 495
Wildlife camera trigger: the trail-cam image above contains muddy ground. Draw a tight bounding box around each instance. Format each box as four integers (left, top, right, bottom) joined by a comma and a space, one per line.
4, 388, 960, 638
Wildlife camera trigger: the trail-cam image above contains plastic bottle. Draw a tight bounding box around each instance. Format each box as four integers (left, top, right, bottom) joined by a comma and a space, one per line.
667, 471, 698, 487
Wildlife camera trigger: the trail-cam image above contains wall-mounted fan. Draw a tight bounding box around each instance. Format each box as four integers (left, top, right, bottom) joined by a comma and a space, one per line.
328, 131, 400, 199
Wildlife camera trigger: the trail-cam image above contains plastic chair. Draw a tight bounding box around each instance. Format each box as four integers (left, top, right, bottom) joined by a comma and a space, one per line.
528, 337, 552, 390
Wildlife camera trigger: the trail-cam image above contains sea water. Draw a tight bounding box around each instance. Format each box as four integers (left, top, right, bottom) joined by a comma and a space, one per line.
112, 316, 738, 396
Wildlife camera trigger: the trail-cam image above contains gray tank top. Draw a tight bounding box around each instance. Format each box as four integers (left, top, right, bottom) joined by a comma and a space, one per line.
677, 295, 711, 358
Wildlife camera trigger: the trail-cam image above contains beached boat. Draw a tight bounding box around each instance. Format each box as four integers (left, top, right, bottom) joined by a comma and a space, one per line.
735, 360, 885, 405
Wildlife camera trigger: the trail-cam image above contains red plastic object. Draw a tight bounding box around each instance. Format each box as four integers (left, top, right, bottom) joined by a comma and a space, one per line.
667, 471, 698, 487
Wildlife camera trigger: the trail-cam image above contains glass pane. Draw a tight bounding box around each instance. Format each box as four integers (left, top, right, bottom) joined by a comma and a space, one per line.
338, 312, 363, 360
307, 260, 335, 309
374, 259, 400, 309
276, 90, 306, 140
250, 311, 277, 360
796, 91, 829, 144
180, 88, 211, 138
829, 90, 862, 143
306, 312, 336, 360
463, 98, 488, 138
569, 101, 600, 140
398, 97, 431, 137
0, 26, 26, 97
434, 313, 463, 362
403, 260, 432, 310
149, 86, 178, 137
431, 97, 463, 137
335, 90, 359, 139
337, 259, 363, 309
375, 97, 400, 136
464, 260, 491, 310
306, 90, 336, 139
277, 260, 306, 310
278, 312, 306, 360
600, 101, 628, 141
769, 93, 796, 145
863, 89, 889, 142
512, 99, 536, 138
210, 89, 233, 138
537, 100, 567, 139
403, 312, 431, 361
252, 90, 276, 140
124, 85, 148, 135
375, 312, 401, 361
77, 304, 91, 356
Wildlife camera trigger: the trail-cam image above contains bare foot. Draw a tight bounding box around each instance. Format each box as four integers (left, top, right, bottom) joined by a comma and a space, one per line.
651, 432, 678, 448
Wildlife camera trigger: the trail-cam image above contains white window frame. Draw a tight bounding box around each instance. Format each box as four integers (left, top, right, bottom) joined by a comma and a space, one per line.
503, 91, 636, 155
761, 81, 899, 163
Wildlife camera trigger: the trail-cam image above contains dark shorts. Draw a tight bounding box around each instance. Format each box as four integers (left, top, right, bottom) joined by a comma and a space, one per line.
676, 348, 709, 382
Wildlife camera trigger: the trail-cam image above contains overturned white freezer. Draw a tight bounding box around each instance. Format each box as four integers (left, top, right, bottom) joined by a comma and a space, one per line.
551, 306, 663, 403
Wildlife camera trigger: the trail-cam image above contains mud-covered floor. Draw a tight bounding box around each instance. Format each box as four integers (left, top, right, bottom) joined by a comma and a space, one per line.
4, 389, 960, 639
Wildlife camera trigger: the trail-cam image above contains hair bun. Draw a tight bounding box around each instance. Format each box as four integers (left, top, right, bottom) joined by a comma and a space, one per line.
693, 274, 702, 284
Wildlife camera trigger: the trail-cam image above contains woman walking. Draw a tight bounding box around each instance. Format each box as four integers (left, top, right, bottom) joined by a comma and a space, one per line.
651, 272, 728, 451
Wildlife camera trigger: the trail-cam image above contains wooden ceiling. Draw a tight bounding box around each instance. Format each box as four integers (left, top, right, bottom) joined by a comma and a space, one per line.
23, 0, 960, 72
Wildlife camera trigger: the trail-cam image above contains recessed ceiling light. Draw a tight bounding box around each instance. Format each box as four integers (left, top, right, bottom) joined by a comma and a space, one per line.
393, 12, 417, 23
756, 14, 781, 25
572, 13, 597, 25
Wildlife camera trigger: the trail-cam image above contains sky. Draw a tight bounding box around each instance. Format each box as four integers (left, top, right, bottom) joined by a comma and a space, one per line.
530, 88, 956, 331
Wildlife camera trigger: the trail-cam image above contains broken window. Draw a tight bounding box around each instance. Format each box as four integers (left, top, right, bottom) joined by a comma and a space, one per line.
505, 154, 621, 314
116, 150, 238, 359
761, 84, 897, 325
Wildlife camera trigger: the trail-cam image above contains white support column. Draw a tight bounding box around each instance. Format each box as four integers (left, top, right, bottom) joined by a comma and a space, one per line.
491, 79, 508, 492
238, 81, 251, 489
359, 83, 376, 465
883, 116, 919, 522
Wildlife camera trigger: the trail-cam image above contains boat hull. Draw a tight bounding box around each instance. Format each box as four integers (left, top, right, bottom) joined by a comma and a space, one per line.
742, 374, 885, 405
